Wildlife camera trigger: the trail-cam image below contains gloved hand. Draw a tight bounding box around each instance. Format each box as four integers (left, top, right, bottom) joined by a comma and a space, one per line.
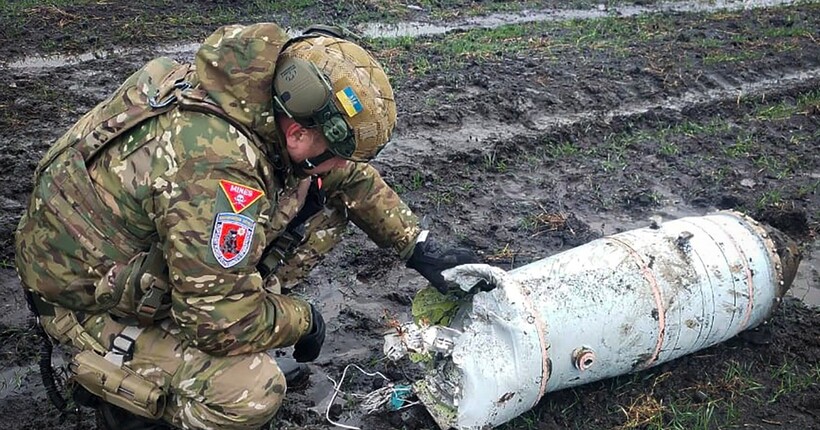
406, 232, 479, 294
293, 304, 326, 363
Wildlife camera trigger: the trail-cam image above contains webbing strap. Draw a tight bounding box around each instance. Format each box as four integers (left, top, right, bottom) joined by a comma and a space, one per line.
104, 325, 144, 367
48, 306, 109, 356
257, 176, 326, 279
134, 243, 172, 326
298, 150, 335, 170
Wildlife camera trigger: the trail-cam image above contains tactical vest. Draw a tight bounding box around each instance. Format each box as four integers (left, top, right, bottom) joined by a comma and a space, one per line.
23, 57, 271, 314
34, 57, 265, 185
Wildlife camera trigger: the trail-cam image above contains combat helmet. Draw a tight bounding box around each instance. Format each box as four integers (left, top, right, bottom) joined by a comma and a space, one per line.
273, 27, 397, 165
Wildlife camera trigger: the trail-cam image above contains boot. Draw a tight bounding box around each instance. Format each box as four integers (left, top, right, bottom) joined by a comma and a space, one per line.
275, 356, 310, 389
95, 402, 172, 430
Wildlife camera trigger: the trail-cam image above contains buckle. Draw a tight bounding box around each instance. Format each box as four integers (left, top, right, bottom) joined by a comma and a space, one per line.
136, 284, 163, 319
257, 226, 307, 279
148, 79, 192, 109
274, 226, 307, 259
104, 326, 143, 367
135, 280, 170, 326
110, 333, 136, 361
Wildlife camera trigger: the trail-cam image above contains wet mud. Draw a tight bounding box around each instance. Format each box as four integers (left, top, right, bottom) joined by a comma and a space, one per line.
0, 1, 818, 429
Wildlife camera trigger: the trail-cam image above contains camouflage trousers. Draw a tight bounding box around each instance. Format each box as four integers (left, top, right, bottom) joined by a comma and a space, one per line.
39, 206, 348, 430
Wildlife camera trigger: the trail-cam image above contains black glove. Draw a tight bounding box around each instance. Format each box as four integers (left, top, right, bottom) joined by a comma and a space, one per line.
293, 304, 326, 363
406, 234, 479, 294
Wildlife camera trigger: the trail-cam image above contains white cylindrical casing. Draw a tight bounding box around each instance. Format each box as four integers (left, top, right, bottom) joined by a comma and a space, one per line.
424, 211, 794, 429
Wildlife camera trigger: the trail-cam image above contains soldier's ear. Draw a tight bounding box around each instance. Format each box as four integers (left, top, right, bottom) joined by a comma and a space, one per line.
283, 120, 308, 149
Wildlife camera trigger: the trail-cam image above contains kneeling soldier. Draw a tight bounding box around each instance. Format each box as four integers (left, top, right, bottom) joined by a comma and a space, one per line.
15, 23, 476, 430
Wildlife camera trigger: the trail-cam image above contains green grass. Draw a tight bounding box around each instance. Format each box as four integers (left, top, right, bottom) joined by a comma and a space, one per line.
763, 24, 813, 38
455, 84, 813, 191
251, 0, 314, 13
483, 151, 508, 173
755, 102, 797, 121
602, 131, 639, 155
723, 359, 765, 398
574, 118, 735, 160
371, 3, 819, 77
518, 210, 568, 234
394, 171, 425, 194
0, 366, 34, 393
0, 0, 78, 13
796, 180, 820, 199
427, 190, 454, 209
754, 154, 799, 179
409, 171, 424, 191
769, 361, 820, 403
703, 51, 761, 65
545, 140, 582, 158
798, 89, 820, 111
2, 0, 816, 64
750, 88, 820, 121
601, 154, 627, 173
756, 189, 784, 209
458, 181, 475, 192
696, 37, 724, 50
376, 14, 656, 60
659, 142, 679, 156
426, 0, 543, 19
723, 134, 758, 158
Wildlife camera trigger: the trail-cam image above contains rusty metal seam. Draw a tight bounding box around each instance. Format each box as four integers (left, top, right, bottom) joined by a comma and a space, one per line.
677, 218, 727, 350
733, 211, 784, 303
701, 216, 755, 331
609, 237, 666, 368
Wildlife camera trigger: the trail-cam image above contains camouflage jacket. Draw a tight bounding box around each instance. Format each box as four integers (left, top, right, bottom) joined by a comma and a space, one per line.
15, 23, 420, 356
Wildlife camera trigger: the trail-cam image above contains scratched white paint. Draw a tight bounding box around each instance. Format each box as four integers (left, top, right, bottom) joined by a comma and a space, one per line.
420, 211, 789, 429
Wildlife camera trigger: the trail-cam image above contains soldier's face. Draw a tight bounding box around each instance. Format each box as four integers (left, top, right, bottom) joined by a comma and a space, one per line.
286, 123, 348, 173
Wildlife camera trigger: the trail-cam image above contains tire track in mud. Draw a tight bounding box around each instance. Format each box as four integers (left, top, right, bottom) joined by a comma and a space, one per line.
358, 0, 804, 38
1, 0, 806, 70
384, 67, 820, 161
1, 3, 819, 429
382, 64, 820, 309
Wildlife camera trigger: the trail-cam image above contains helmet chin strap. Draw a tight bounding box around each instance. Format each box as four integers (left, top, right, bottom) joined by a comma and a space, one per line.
297, 150, 336, 171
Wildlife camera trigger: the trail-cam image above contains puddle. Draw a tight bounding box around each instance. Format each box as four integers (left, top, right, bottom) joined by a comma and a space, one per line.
789, 240, 820, 307
4, 42, 199, 70
3, 0, 802, 70
358, 0, 801, 38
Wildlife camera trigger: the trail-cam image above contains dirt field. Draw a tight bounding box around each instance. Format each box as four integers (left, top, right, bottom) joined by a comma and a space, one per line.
1, 1, 819, 429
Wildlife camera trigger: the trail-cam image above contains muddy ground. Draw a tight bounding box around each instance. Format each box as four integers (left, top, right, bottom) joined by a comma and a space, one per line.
0, 1, 819, 429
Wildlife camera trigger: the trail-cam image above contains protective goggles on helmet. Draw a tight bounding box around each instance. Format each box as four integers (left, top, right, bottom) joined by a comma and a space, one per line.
272, 57, 363, 161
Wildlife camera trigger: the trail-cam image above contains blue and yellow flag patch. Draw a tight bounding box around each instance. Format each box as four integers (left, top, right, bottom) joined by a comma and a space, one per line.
336, 86, 363, 118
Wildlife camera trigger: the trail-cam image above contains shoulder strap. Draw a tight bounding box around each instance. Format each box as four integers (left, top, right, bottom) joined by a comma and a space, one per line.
34, 59, 192, 180
176, 87, 287, 179
175, 87, 258, 140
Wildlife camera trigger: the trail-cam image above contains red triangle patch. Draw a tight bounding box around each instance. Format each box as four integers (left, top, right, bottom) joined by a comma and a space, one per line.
219, 180, 264, 213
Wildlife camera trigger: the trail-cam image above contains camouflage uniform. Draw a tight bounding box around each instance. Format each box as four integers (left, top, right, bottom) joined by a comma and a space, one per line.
15, 23, 419, 429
